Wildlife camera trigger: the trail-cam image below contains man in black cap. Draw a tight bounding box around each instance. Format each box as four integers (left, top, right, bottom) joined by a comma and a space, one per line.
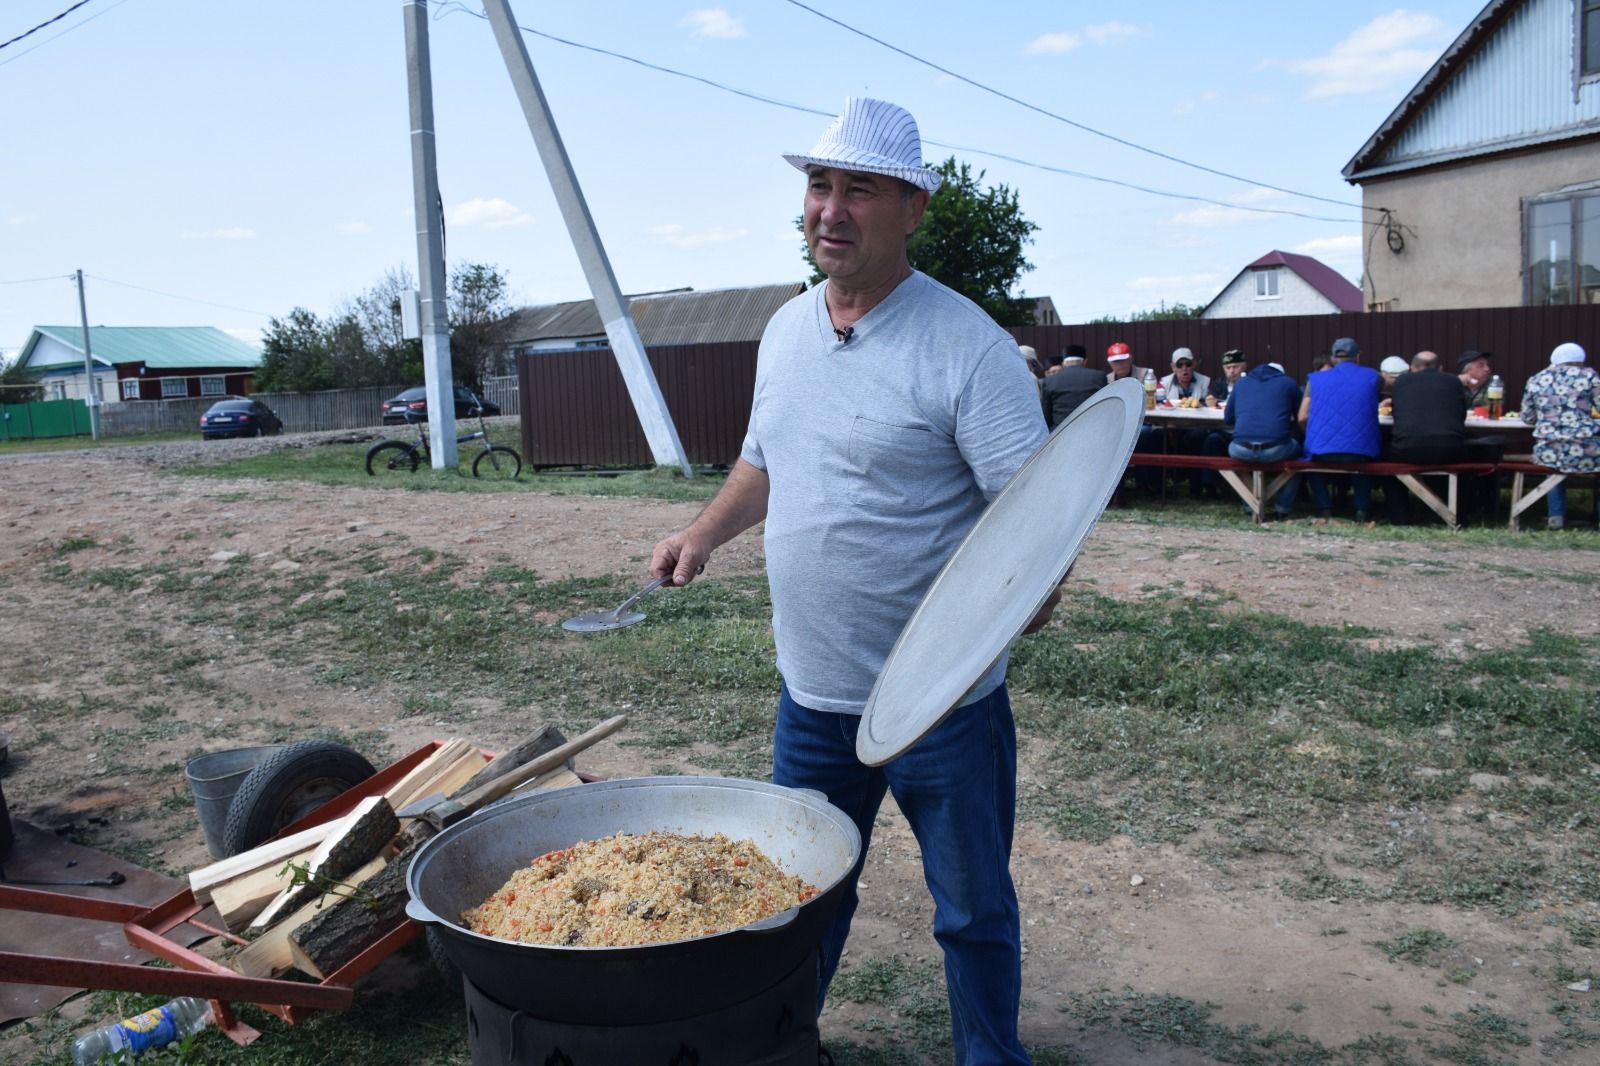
1040, 344, 1103, 429
1458, 350, 1493, 407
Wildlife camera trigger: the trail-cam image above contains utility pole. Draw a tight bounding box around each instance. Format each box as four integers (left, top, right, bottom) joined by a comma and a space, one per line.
401, 0, 457, 468
481, 0, 692, 477
74, 270, 101, 440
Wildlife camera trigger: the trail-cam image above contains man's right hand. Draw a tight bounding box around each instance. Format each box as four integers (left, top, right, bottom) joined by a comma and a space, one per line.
650, 530, 711, 587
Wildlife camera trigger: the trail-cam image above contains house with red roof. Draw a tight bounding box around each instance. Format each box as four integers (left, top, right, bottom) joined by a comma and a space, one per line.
1200, 250, 1364, 319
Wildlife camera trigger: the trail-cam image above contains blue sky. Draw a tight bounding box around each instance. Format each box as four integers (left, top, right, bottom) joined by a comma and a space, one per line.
0, 0, 1489, 361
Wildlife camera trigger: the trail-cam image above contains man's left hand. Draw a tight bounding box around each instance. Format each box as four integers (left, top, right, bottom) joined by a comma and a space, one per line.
1023, 582, 1062, 634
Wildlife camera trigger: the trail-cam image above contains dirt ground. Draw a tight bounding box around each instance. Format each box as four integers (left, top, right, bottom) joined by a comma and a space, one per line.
2, 441, 1596, 1063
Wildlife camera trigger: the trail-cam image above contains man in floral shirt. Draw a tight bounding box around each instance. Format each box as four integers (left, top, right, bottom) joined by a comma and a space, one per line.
1520, 342, 1600, 529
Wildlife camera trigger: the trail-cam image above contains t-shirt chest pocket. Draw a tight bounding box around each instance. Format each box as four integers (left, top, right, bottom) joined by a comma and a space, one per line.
847, 416, 934, 511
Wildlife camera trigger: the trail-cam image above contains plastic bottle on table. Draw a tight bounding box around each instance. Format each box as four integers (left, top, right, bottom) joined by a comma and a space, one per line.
1486, 374, 1504, 420
1154, 380, 1168, 407
1142, 368, 1156, 410
71, 997, 212, 1065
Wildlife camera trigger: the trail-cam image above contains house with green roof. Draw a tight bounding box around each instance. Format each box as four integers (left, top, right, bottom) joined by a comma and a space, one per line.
14, 326, 261, 404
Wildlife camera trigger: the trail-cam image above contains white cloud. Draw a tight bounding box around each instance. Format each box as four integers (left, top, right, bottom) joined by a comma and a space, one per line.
1170, 187, 1289, 227
336, 221, 373, 236
649, 224, 749, 250
1279, 11, 1450, 100
681, 8, 745, 39
179, 227, 256, 240
1084, 22, 1142, 45
222, 327, 259, 343
1293, 234, 1363, 258
1127, 272, 1220, 292
1025, 32, 1080, 55
448, 197, 533, 229
1172, 89, 1218, 115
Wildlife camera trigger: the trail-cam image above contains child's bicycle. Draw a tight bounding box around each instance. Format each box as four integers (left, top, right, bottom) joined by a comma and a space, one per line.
365, 407, 522, 479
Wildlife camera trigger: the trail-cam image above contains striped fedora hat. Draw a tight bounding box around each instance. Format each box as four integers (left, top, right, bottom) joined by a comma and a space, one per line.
783, 97, 943, 193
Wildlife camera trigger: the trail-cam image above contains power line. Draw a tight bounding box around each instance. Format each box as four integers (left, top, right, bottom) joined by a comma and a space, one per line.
85, 274, 272, 317
0, 0, 95, 51
781, 0, 1378, 215
0, 0, 133, 69
0, 273, 74, 285
435, 4, 1359, 225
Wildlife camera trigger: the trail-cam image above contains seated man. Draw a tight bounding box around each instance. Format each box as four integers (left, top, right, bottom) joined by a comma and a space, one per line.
1299, 337, 1380, 522
1224, 359, 1303, 518
1385, 352, 1467, 524
1107, 341, 1161, 493
1161, 347, 1211, 497
1199, 349, 1247, 499
1040, 345, 1104, 430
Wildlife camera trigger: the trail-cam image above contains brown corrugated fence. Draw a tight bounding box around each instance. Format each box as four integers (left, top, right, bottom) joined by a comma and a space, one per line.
518, 306, 1600, 467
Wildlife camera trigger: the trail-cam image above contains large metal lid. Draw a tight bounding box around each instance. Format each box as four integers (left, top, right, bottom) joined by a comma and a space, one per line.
856, 378, 1145, 766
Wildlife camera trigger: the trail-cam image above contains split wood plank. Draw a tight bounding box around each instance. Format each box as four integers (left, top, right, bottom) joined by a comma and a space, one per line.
230, 855, 386, 979
403, 749, 490, 810
251, 795, 398, 930
211, 845, 317, 932
188, 820, 341, 905
382, 739, 471, 811
453, 724, 568, 796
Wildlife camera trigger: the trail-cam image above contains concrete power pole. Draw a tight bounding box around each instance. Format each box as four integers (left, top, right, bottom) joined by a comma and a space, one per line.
481, 0, 692, 477
401, 0, 457, 468
75, 270, 101, 440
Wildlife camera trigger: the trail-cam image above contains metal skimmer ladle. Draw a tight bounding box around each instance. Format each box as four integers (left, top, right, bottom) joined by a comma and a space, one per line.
561, 567, 700, 633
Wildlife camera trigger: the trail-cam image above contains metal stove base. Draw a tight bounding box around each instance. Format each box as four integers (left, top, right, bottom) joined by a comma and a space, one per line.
463, 952, 819, 1066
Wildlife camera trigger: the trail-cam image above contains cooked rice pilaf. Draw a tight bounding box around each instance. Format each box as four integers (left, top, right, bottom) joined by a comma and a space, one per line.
462, 831, 820, 947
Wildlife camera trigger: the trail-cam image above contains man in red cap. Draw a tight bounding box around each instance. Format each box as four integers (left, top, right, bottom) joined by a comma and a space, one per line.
1103, 341, 1153, 386
1104, 342, 1161, 492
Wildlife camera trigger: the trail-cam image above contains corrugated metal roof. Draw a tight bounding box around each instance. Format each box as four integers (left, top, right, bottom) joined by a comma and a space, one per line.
1201, 251, 1363, 316
23, 325, 260, 369
1346, 0, 1600, 181
503, 283, 805, 347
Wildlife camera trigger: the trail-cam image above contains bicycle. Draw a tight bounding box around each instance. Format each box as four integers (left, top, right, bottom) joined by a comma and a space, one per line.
365, 407, 522, 480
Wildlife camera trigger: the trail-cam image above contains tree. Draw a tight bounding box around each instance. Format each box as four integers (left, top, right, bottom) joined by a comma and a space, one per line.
0, 357, 44, 404
447, 262, 513, 390
1087, 301, 1207, 324
798, 156, 1040, 326
256, 308, 334, 393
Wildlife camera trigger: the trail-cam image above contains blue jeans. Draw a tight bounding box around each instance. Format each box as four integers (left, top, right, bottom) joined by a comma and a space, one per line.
773, 683, 1027, 1066
1306, 453, 1372, 514
1549, 481, 1567, 521
1227, 438, 1301, 514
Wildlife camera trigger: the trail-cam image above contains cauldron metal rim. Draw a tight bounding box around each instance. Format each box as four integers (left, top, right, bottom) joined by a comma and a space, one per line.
403, 774, 860, 953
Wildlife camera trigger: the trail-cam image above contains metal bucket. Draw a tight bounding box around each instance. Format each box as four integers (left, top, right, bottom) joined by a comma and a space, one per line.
184, 746, 282, 858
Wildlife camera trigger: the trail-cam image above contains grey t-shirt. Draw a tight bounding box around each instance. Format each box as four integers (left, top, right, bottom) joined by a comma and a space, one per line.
740, 271, 1046, 714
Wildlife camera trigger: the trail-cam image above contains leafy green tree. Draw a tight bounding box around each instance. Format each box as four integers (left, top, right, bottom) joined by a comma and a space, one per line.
256, 308, 334, 393
447, 262, 513, 390
798, 156, 1040, 326
0, 357, 44, 404
1087, 301, 1207, 324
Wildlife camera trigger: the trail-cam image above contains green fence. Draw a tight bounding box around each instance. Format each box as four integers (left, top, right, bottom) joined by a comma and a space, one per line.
0, 399, 92, 441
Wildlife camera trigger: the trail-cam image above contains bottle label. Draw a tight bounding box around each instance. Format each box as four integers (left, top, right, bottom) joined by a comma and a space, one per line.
118, 1006, 179, 1054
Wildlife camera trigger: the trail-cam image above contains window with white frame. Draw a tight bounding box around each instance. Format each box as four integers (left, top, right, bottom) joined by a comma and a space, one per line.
1254, 268, 1281, 298
1525, 187, 1600, 304
200, 376, 225, 396
160, 376, 187, 398
121, 379, 139, 399
1581, 0, 1600, 78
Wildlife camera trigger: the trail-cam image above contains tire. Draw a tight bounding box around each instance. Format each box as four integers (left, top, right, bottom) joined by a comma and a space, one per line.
220, 741, 377, 856
472, 445, 521, 480
425, 927, 463, 996
367, 440, 421, 476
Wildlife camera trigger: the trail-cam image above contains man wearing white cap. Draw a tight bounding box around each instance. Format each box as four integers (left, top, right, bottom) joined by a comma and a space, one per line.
1520, 342, 1600, 529
651, 97, 1046, 1063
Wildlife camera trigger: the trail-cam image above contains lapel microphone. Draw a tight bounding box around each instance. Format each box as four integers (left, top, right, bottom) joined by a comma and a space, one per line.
834, 326, 854, 344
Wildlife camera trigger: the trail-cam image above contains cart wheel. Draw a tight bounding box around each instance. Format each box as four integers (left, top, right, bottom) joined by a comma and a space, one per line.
426, 927, 463, 994
220, 740, 377, 856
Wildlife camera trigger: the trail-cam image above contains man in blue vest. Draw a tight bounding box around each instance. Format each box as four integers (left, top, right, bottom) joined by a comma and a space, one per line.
1298, 337, 1380, 522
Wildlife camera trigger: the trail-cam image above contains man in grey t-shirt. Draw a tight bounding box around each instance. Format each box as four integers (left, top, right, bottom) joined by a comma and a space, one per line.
651, 98, 1049, 1065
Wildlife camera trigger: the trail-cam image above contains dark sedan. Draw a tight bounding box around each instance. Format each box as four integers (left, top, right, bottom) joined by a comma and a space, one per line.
200, 398, 283, 439
380, 385, 500, 425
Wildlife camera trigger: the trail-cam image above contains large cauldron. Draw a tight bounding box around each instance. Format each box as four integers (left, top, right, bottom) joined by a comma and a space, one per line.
405, 776, 860, 1024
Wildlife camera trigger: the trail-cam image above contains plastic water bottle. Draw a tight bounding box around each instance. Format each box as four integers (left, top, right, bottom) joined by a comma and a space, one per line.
1142, 368, 1156, 410
71, 997, 212, 1064
1155, 380, 1168, 407
1486, 374, 1504, 419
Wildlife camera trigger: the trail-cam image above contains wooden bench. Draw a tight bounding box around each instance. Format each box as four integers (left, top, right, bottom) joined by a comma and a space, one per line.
1496, 460, 1599, 531
1126, 454, 1497, 528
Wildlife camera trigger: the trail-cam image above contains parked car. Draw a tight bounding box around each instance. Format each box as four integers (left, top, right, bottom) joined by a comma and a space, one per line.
200, 398, 282, 439
380, 385, 499, 424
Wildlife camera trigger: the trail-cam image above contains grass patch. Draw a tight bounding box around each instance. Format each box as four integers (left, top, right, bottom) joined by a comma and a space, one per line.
1374, 927, 1455, 965
58, 535, 97, 553
171, 440, 724, 502
0, 430, 195, 455
829, 955, 951, 1051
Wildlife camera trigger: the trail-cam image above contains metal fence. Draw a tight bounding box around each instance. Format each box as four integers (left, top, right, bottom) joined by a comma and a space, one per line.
514, 304, 1600, 467
1014, 304, 1600, 409
100, 384, 406, 437
481, 375, 519, 418
0, 398, 94, 441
